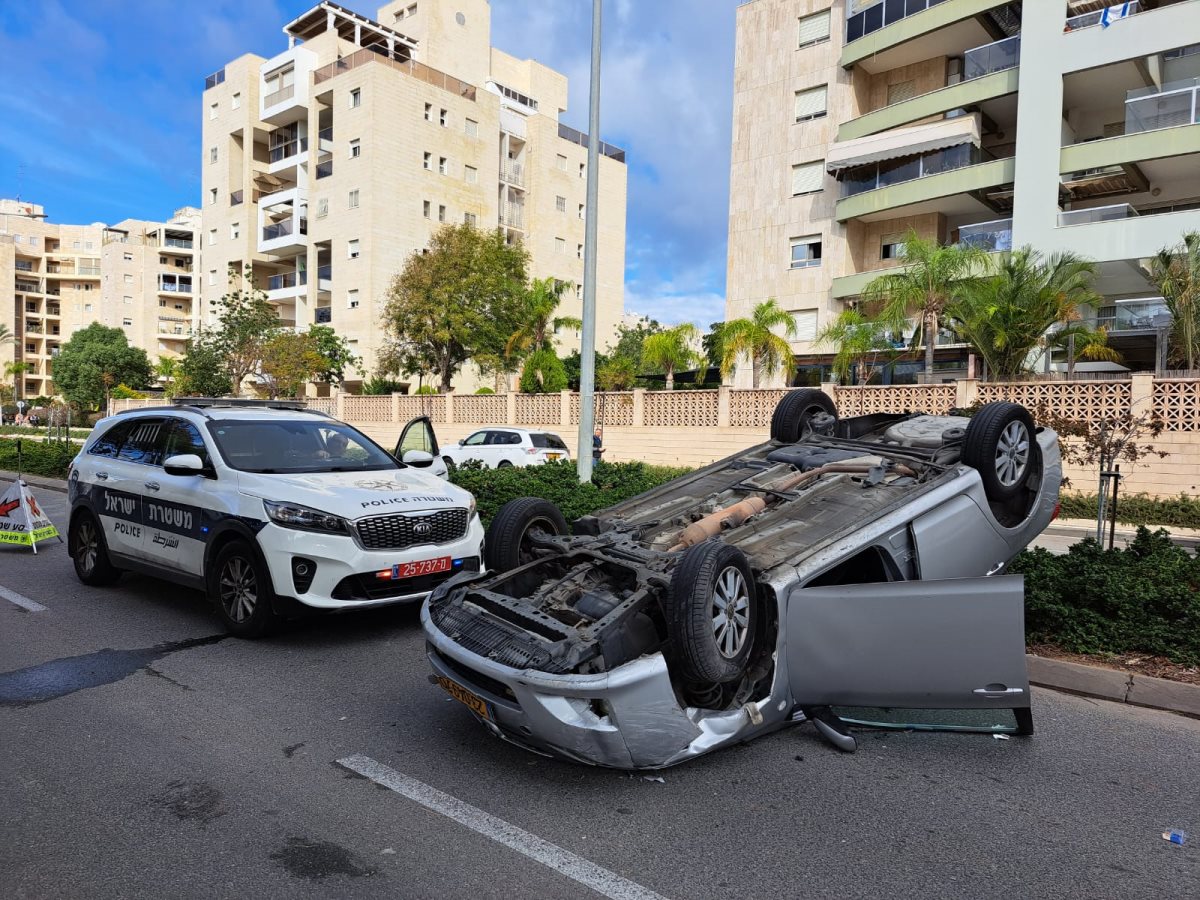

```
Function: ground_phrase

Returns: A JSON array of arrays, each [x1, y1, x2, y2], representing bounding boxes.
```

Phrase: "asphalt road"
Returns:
[[3, 489, 1199, 900]]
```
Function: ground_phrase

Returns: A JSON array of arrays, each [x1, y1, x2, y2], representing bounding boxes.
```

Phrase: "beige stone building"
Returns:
[[201, 0, 628, 393], [0, 199, 201, 398], [728, 0, 1200, 386]]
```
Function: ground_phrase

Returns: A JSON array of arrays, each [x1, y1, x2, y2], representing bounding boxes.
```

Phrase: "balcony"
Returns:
[[269, 136, 307, 164], [1058, 202, 1139, 227], [315, 161, 333, 179], [500, 161, 525, 188], [311, 46, 477, 101], [557, 123, 626, 163], [1065, 1, 1140, 31], [318, 127, 334, 153], [317, 264, 332, 291], [157, 316, 190, 337], [1090, 298, 1171, 334], [841, 0, 1009, 69], [204, 68, 225, 90], [47, 306, 60, 317], [78, 266, 100, 276], [231, 190, 244, 206], [1126, 78, 1200, 135], [958, 217, 1013, 251], [262, 218, 306, 242], [499, 204, 525, 230], [963, 34, 1019, 81], [164, 237, 193, 249], [15, 281, 39, 294], [158, 275, 194, 294], [267, 270, 307, 300], [315, 307, 332, 324], [840, 141, 993, 197], [25, 322, 42, 334], [836, 149, 1015, 223], [259, 215, 308, 256], [15, 260, 33, 272]]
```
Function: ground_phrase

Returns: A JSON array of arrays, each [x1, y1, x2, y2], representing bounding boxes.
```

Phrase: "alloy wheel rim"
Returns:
[[711, 566, 750, 659], [219, 556, 258, 623], [995, 420, 1030, 487], [76, 520, 98, 573]]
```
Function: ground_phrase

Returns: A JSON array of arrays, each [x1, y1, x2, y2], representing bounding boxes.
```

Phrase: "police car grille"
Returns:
[[356, 509, 469, 550]]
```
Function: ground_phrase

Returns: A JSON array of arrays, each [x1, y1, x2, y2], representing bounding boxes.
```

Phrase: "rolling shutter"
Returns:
[[793, 310, 819, 342], [887, 80, 917, 105], [797, 10, 831, 48], [791, 161, 824, 196], [794, 85, 828, 121]]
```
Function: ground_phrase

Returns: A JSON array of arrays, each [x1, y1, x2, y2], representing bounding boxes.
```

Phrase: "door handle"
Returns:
[[985, 561, 1005, 576], [96, 472, 109, 480], [973, 687, 1025, 698], [144, 481, 160, 491]]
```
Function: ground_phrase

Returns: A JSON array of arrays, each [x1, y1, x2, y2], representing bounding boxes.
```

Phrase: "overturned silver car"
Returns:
[[422, 393, 1061, 769]]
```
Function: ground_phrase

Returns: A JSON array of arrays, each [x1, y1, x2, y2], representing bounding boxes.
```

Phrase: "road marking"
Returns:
[[337, 754, 669, 900], [0, 585, 47, 612]]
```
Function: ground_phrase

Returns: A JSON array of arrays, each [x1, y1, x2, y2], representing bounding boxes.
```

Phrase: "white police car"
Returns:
[[67, 399, 484, 637]]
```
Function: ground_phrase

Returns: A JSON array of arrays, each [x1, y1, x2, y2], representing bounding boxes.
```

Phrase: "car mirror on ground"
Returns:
[[402, 450, 434, 467], [163, 454, 207, 477]]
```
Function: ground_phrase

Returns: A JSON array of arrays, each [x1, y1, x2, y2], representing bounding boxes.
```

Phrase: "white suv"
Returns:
[[443, 427, 571, 469], [67, 400, 484, 637]]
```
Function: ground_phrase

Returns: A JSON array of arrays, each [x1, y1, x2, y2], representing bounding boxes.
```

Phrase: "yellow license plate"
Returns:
[[547, 453, 561, 460], [436, 675, 491, 720]]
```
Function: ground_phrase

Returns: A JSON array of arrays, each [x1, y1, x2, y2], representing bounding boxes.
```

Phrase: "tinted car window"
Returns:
[[531, 433, 568, 450], [116, 418, 169, 466], [206, 419, 398, 474], [463, 431, 488, 446], [163, 419, 211, 466], [88, 420, 135, 458]]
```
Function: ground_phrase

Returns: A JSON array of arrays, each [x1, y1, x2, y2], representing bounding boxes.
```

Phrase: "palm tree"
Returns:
[[0, 324, 14, 350], [944, 248, 1103, 379], [505, 278, 583, 359], [642, 323, 703, 390], [1045, 322, 1121, 379], [864, 230, 988, 378], [815, 309, 899, 385], [4, 361, 30, 402], [1150, 231, 1200, 371], [720, 299, 798, 388]]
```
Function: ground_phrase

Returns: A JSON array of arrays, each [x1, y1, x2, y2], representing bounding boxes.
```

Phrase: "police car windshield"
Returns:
[[206, 420, 400, 474]]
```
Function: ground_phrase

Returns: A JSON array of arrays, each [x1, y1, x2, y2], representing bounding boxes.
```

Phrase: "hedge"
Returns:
[[1011, 528, 1200, 665], [448, 459, 690, 526], [0, 438, 80, 480], [1059, 492, 1200, 530]]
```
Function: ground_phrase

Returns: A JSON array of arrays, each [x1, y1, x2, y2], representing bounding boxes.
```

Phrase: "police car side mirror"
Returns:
[[402, 450, 434, 467], [164, 454, 207, 477]]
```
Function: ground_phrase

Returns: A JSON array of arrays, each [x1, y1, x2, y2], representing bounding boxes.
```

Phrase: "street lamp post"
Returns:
[[576, 0, 603, 483]]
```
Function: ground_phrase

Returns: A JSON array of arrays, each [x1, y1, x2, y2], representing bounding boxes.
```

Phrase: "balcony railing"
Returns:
[[263, 83, 295, 108], [500, 161, 525, 187], [164, 238, 193, 249], [958, 218, 1014, 251], [1058, 203, 1140, 227], [15, 260, 33, 272], [846, 0, 951, 45], [840, 142, 996, 197], [499, 205, 525, 229], [269, 137, 307, 163], [47, 306, 60, 316], [15, 281, 39, 294], [25, 322, 42, 334], [312, 46, 477, 101], [318, 127, 333, 143], [557, 123, 626, 163], [1065, 1, 1140, 31], [45, 288, 60, 297], [317, 264, 332, 283], [262, 218, 308, 241], [963, 35, 1020, 81], [205, 68, 225, 90], [268, 271, 307, 290], [315, 161, 333, 179], [315, 307, 332, 324], [78, 266, 100, 276], [231, 189, 244, 206], [1090, 298, 1170, 333], [1125, 77, 1200, 135], [158, 278, 193, 293]]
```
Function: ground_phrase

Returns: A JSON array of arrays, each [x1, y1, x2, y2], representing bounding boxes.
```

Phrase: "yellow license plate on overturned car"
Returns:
[[436, 675, 491, 720]]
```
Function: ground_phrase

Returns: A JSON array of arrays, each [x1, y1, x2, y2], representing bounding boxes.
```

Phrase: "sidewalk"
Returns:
[[0, 470, 69, 494], [1033, 517, 1200, 554]]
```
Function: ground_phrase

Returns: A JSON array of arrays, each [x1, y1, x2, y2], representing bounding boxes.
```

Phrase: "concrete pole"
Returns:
[[576, 0, 602, 483]]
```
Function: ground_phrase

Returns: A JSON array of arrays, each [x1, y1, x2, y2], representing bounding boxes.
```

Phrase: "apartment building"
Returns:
[[727, 0, 1200, 385], [201, 0, 628, 393], [0, 200, 201, 397]]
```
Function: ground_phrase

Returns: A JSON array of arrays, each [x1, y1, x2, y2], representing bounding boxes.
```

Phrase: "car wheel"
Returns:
[[442, 456, 456, 473], [770, 389, 836, 443], [209, 541, 279, 638], [962, 402, 1039, 503], [484, 497, 569, 572], [69, 510, 121, 586], [496, 460, 514, 469], [667, 541, 756, 684]]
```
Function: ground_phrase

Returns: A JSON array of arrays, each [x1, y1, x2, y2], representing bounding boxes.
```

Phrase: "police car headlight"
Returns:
[[263, 500, 349, 535], [468, 496, 477, 518]]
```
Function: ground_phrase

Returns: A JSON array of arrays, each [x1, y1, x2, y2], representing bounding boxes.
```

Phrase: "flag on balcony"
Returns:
[[1099, 2, 1133, 28]]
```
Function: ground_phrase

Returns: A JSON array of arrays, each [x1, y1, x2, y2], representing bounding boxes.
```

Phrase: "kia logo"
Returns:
[[413, 521, 433, 537]]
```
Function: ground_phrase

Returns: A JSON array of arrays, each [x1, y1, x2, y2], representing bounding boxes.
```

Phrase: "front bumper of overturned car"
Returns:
[[421, 602, 785, 769]]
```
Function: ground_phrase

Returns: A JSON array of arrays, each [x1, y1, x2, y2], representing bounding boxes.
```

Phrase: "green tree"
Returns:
[[864, 231, 988, 377], [308, 325, 360, 386], [1045, 322, 1121, 379], [703, 321, 728, 370], [178, 332, 232, 397], [642, 323, 703, 390], [596, 356, 636, 391], [381, 224, 530, 392], [4, 361, 30, 401], [816, 309, 899, 385], [259, 331, 324, 399], [212, 266, 282, 392], [1150, 231, 1200, 371], [153, 357, 180, 398], [519, 348, 568, 393], [605, 318, 663, 379], [506, 277, 582, 358], [945, 248, 1102, 379], [720, 299, 798, 388], [52, 323, 151, 411]]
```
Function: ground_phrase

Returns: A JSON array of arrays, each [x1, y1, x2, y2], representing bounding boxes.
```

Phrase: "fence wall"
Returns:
[[108, 376, 1200, 497]]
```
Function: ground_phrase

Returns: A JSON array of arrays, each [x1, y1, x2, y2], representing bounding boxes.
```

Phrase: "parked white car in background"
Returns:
[[442, 427, 571, 469]]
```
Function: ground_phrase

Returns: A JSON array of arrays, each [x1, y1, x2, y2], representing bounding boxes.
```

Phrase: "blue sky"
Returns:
[[0, 0, 739, 328]]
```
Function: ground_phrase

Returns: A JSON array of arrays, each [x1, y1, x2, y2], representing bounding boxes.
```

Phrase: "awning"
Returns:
[[826, 114, 981, 173]]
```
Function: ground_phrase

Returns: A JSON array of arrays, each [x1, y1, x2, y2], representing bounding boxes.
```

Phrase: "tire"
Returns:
[[209, 541, 279, 638], [484, 497, 568, 572], [770, 389, 836, 443], [69, 510, 121, 586], [496, 460, 514, 469], [666, 541, 756, 684], [442, 456, 457, 473], [962, 402, 1039, 503]]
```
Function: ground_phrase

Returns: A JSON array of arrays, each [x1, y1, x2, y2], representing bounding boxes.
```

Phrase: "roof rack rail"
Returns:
[[170, 398, 310, 411]]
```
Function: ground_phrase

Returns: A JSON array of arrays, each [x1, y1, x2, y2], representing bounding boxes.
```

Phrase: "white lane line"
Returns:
[[337, 754, 669, 900], [0, 585, 47, 612]]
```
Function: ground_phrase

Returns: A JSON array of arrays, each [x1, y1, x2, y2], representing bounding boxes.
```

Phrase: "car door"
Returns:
[[103, 416, 171, 559], [454, 430, 490, 466], [142, 417, 219, 575], [394, 415, 447, 479], [786, 574, 1031, 733], [910, 494, 1012, 580], [491, 430, 523, 467]]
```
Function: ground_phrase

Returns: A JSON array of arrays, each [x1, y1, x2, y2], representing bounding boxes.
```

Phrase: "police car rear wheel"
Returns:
[[211, 542, 279, 638], [69, 511, 121, 586]]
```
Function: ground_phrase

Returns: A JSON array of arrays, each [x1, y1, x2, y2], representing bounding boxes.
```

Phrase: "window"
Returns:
[[579, 162, 585, 179], [84, 303, 93, 311], [165, 421, 210, 467], [493, 82, 538, 111], [555, 237, 566, 254], [348, 239, 360, 259], [464, 165, 477, 185], [439, 109, 447, 126], [792, 310, 818, 342], [230, 222, 240, 240], [348, 289, 359, 309], [790, 235, 822, 269], [232, 92, 241, 110], [438, 204, 446, 223], [28, 236, 36, 246], [317, 197, 329, 218], [123, 295, 133, 305], [556, 153, 567, 171], [348, 189, 359, 209], [575, 284, 583, 300], [208, 188, 217, 205], [555, 195, 566, 213], [350, 87, 361, 108], [350, 138, 361, 158], [424, 102, 433, 121], [123, 274, 133, 284], [209, 102, 218, 120], [117, 418, 166, 466], [578, 203, 585, 219], [159, 255, 167, 264], [73, 240, 81, 249], [208, 269, 216, 285], [423, 200, 431, 218], [160, 299, 167, 308], [423, 152, 432, 170], [209, 146, 218, 164], [465, 118, 478, 137], [464, 212, 477, 226], [794, 85, 827, 122], [887, 80, 917, 106], [122, 317, 133, 327], [124, 253, 133, 262], [791, 161, 824, 196], [577, 243, 583, 260], [797, 10, 830, 48], [88, 420, 135, 458], [208, 228, 217, 246], [881, 235, 907, 260], [438, 156, 447, 175]]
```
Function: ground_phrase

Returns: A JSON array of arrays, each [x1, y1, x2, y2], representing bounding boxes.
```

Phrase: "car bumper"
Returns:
[[257, 515, 486, 610], [422, 604, 779, 769]]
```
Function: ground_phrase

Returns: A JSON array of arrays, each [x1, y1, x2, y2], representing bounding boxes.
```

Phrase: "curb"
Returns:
[[0, 470, 69, 495], [1028, 654, 1200, 719]]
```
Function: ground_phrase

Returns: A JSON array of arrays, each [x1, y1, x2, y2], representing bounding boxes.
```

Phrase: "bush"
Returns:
[[362, 377, 408, 396], [519, 349, 567, 394], [0, 438, 81, 480], [475, 387, 495, 395], [415, 385, 438, 395], [448, 458, 691, 526], [1010, 528, 1200, 665], [1059, 492, 1200, 529]]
